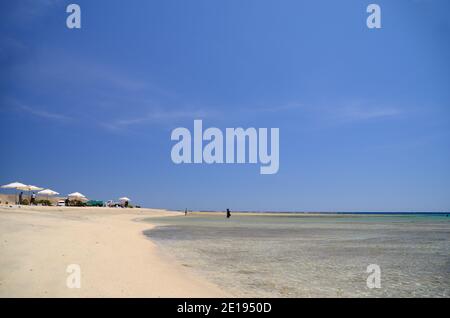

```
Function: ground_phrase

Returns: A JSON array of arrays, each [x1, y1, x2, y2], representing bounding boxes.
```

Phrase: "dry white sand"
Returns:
[[0, 205, 229, 297]]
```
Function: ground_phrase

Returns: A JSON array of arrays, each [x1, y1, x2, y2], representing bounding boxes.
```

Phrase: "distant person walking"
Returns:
[[185, 208, 188, 216], [19, 192, 23, 205], [226, 208, 231, 218], [31, 192, 36, 205]]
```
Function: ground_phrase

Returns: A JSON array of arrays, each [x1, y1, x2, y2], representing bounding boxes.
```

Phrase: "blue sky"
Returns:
[[1, 0, 449, 211]]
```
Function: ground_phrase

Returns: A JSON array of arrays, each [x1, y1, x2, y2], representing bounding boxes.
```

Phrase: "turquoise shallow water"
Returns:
[[144, 214, 450, 297]]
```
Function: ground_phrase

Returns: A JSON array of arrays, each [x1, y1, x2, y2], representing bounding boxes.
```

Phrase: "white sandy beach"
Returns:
[[0, 206, 229, 297]]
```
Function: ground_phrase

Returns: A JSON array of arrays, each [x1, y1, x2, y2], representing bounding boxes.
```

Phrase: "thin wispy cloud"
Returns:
[[3, 42, 404, 137], [4, 47, 185, 132], [15, 53, 159, 94], [102, 108, 219, 132], [253, 102, 304, 113], [241, 100, 402, 123], [334, 104, 402, 121], [8, 99, 70, 122]]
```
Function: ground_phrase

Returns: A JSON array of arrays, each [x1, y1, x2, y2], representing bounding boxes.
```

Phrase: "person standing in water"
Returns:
[[226, 208, 231, 218], [185, 208, 188, 216]]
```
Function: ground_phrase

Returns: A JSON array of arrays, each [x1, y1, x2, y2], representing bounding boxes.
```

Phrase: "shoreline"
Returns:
[[0, 206, 229, 297], [183, 211, 450, 217]]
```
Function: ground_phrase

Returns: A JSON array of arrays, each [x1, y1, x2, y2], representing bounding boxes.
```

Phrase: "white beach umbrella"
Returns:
[[119, 197, 130, 201], [17, 185, 44, 203], [17, 185, 43, 191], [38, 189, 59, 196], [68, 192, 87, 200], [37, 189, 60, 202], [67, 192, 88, 204], [1, 182, 27, 204], [1, 182, 27, 189]]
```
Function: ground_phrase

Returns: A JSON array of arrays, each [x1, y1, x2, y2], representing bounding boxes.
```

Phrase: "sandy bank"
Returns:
[[0, 206, 229, 297]]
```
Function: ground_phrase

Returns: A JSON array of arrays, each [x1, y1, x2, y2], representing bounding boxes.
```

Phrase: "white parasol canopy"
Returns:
[[16, 185, 44, 204], [1, 182, 27, 189], [68, 192, 86, 199], [17, 185, 43, 192], [119, 197, 130, 201], [38, 189, 59, 196], [1, 182, 29, 204]]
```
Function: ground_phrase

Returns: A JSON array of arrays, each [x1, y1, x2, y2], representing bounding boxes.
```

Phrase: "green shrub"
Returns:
[[21, 199, 29, 205], [36, 199, 52, 206], [70, 200, 86, 207]]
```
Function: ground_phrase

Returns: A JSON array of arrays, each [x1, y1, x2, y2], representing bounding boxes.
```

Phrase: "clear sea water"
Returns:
[[143, 213, 450, 297]]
